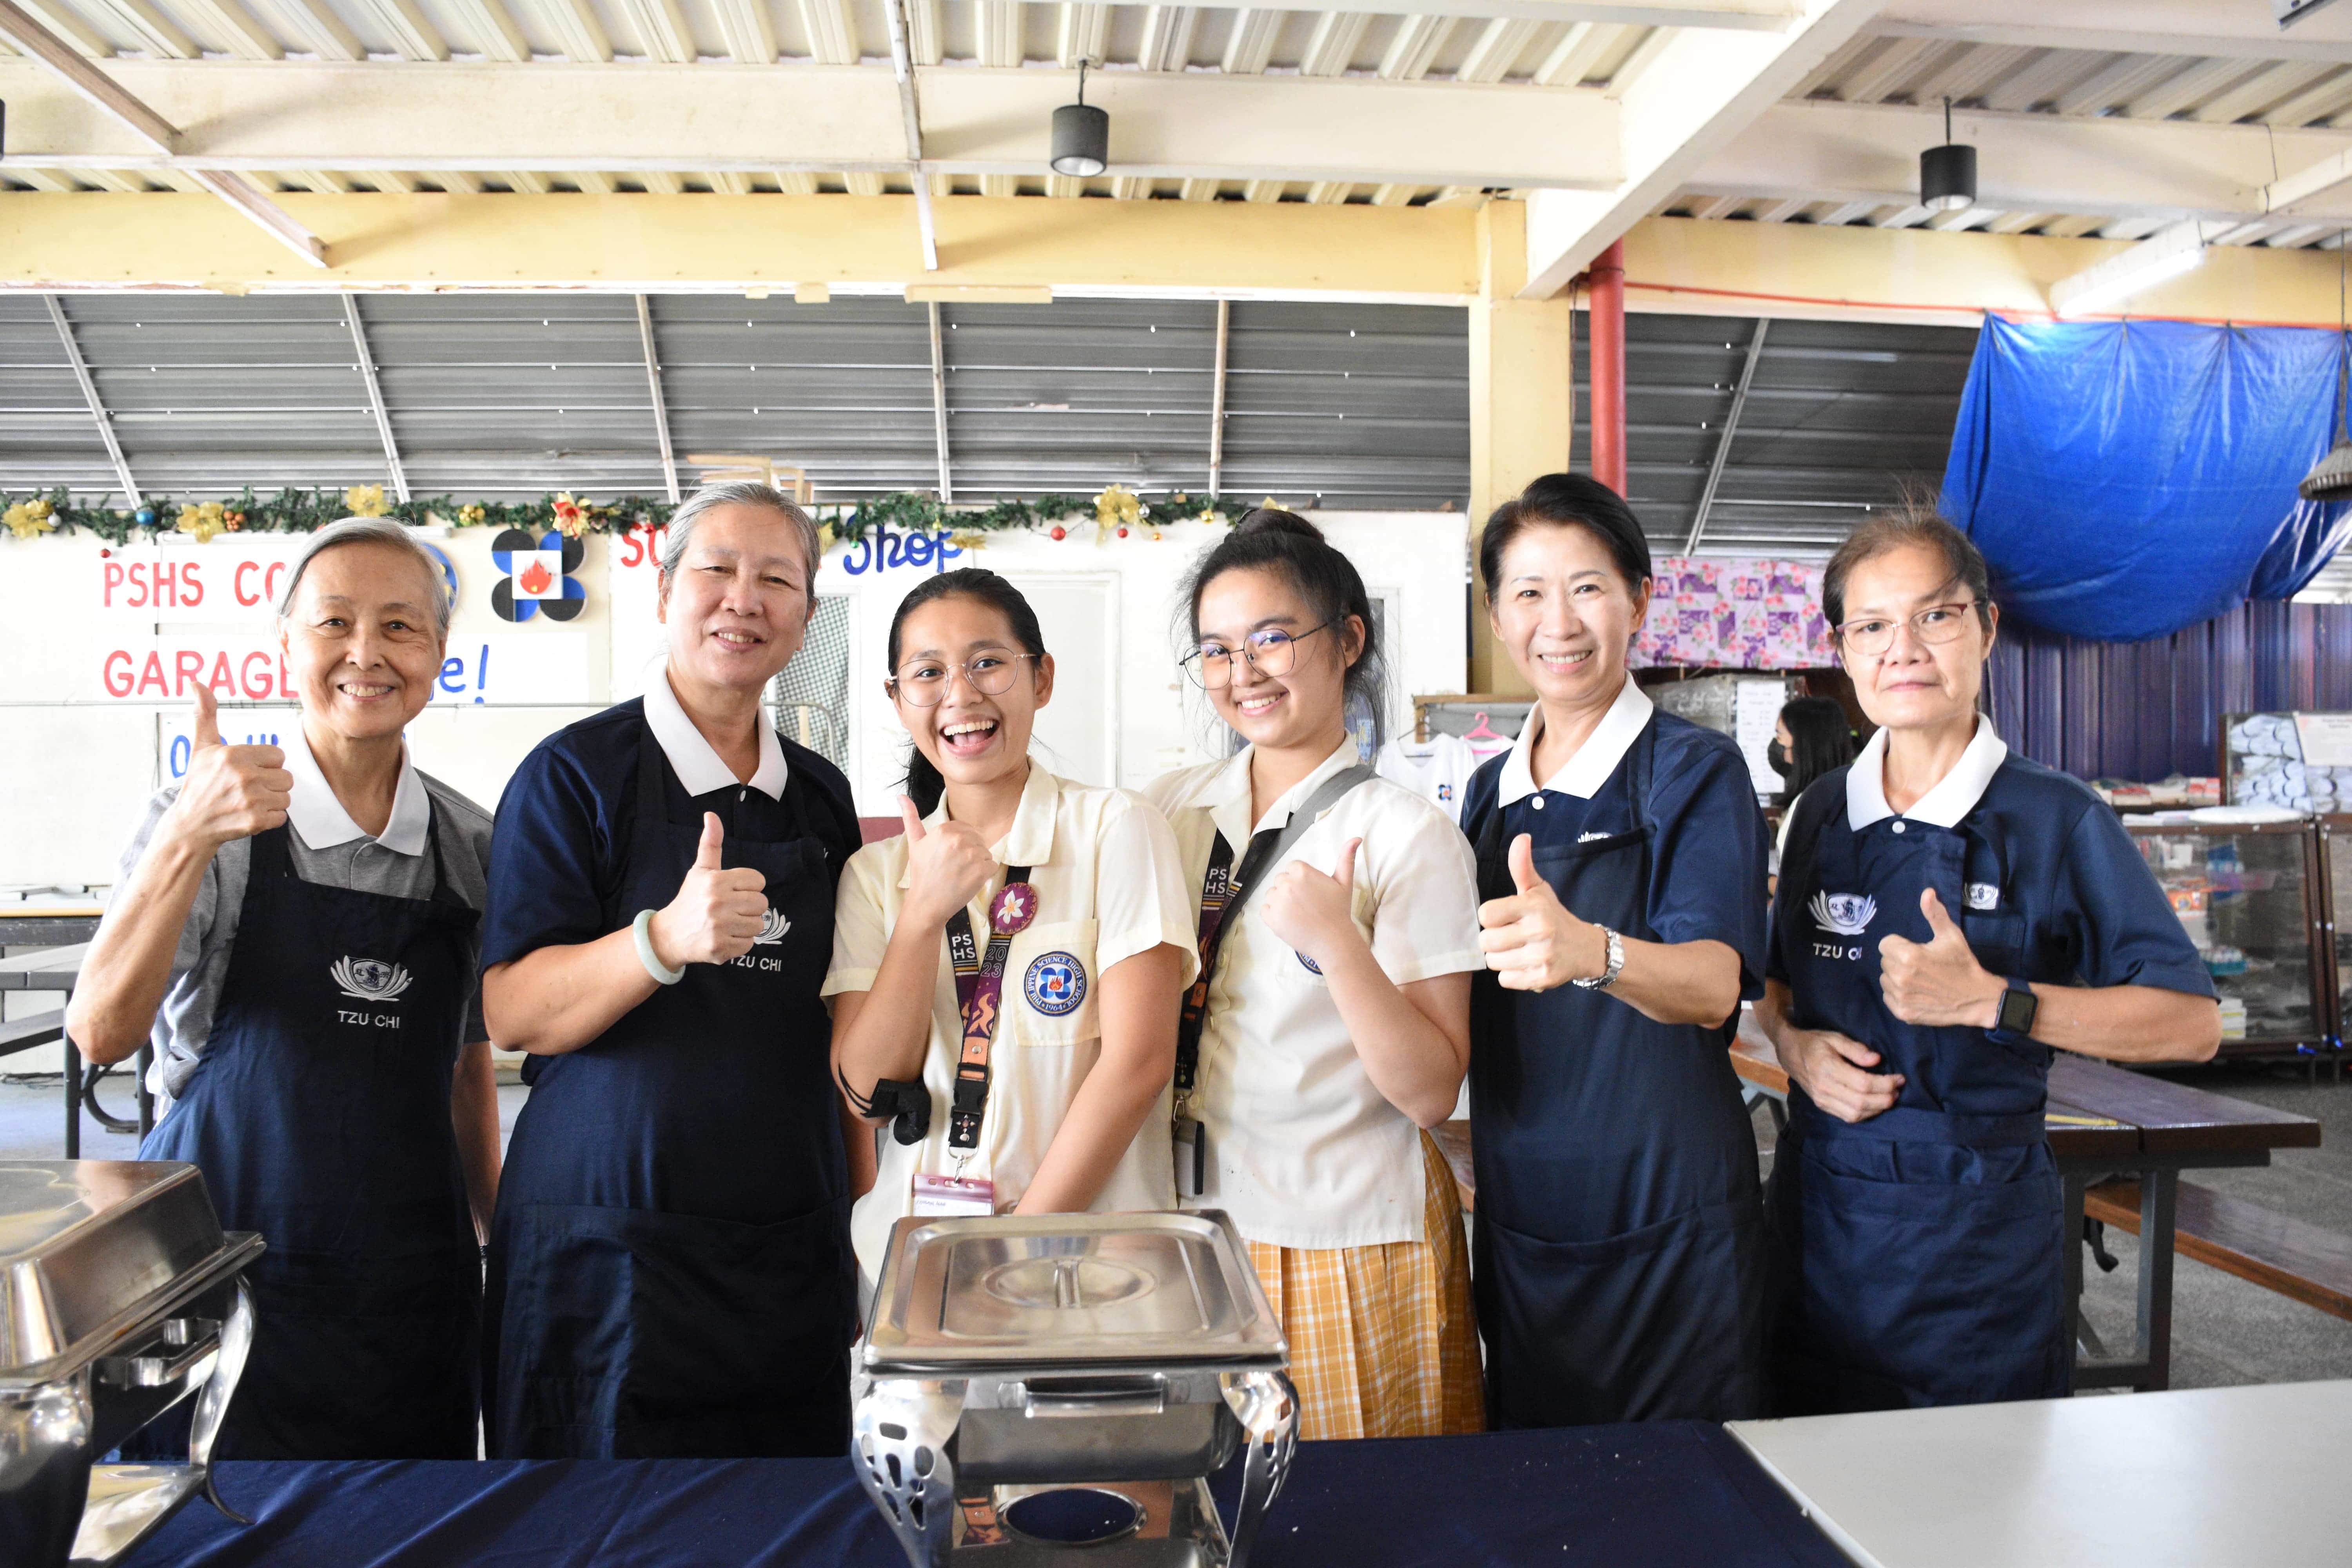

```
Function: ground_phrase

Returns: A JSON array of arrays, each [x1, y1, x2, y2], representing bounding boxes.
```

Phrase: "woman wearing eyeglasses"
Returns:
[[1459, 475, 1771, 1429], [1761, 512, 2218, 1414], [1143, 510, 1485, 1441], [828, 570, 1196, 1291]]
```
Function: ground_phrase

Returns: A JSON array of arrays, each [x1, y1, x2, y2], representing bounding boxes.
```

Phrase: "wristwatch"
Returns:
[[1991, 975, 2039, 1042], [1572, 926, 1626, 992]]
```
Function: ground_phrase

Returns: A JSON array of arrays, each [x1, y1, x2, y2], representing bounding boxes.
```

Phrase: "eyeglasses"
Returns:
[[1835, 601, 1984, 659], [1181, 621, 1332, 690], [888, 652, 1039, 708]]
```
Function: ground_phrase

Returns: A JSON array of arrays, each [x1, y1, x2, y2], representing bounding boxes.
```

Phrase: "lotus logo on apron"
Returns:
[[332, 956, 413, 1002], [1808, 892, 1877, 938], [753, 908, 793, 945]]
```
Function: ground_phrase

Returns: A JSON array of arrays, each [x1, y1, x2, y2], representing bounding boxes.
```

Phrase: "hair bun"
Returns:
[[1236, 506, 1324, 542]]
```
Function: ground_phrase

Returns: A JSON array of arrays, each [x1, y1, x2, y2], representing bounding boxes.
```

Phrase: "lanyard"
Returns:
[[944, 867, 1035, 1151], [1174, 764, 1378, 1101]]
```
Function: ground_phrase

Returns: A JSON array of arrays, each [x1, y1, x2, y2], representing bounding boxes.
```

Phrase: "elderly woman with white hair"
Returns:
[[70, 517, 501, 1460], [478, 481, 861, 1459]]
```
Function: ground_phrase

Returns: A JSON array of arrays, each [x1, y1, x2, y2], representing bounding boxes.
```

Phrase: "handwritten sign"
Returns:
[[840, 524, 965, 576], [94, 540, 308, 623], [95, 634, 592, 705]]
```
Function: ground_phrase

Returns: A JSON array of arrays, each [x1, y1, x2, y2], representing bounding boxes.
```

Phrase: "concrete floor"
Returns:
[[11, 1056, 2352, 1395]]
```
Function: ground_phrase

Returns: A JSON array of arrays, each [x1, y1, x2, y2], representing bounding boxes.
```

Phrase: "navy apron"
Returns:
[[139, 810, 481, 1459], [483, 726, 855, 1459], [1468, 719, 1766, 1427], [1766, 799, 2069, 1414]]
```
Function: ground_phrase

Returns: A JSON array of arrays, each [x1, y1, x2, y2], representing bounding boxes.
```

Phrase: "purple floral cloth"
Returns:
[[1631, 557, 1834, 671]]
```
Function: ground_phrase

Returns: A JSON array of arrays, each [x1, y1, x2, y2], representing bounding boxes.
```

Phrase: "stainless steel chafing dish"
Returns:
[[1, 1161, 262, 1568], [853, 1210, 1298, 1568]]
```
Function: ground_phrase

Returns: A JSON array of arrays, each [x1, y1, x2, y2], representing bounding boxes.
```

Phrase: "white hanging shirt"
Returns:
[[1144, 738, 1483, 1250], [1374, 732, 1477, 826], [824, 763, 1200, 1282]]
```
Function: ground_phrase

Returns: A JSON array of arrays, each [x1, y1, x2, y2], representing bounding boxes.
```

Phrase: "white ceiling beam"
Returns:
[[2263, 69, 2352, 128], [1833, 32, 1932, 104], [882, 0, 937, 269], [255, 0, 364, 59], [708, 169, 753, 193], [1058, 1, 1105, 67], [1866, 18, 2352, 68], [1299, 11, 1370, 76], [1534, 20, 1618, 84], [2048, 54, 2190, 120], [169, 0, 282, 60], [368, 168, 418, 191], [1378, 14, 1450, 78], [0, 58, 1625, 191], [1520, 0, 1884, 299], [502, 168, 549, 192], [525, 0, 611, 61], [0, 0, 326, 265], [1187, 0, 1799, 23], [439, 0, 531, 60], [905, 0, 942, 62], [1455, 16, 1542, 83], [2195, 61, 2335, 126], [1695, 98, 2352, 227], [975, 0, 1022, 66], [76, 0, 195, 59], [1602, 22, 1672, 91], [614, 0, 692, 63], [345, 0, 446, 60], [1136, 5, 1198, 71], [709, 0, 776, 63]]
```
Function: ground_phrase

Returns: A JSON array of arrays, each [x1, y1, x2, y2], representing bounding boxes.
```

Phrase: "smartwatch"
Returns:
[[1991, 975, 2039, 1042]]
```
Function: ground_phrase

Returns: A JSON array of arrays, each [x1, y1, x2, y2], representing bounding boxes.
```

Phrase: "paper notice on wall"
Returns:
[[2294, 712, 2352, 768], [1733, 678, 1787, 796], [96, 634, 591, 706], [93, 540, 309, 624]]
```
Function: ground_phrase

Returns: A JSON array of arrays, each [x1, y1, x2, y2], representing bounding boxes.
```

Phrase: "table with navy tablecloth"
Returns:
[[121, 1421, 1849, 1568]]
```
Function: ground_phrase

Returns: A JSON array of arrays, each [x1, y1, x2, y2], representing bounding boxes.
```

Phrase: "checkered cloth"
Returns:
[[1245, 1131, 1485, 1441]]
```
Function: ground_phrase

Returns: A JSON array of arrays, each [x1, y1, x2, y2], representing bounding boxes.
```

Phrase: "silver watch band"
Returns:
[[1572, 926, 1625, 991]]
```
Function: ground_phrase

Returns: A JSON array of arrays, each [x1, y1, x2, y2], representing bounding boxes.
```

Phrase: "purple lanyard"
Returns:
[[944, 869, 1035, 1151]]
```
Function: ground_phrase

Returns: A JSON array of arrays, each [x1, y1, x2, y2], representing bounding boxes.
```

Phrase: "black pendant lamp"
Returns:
[[1051, 60, 1109, 179], [2302, 234, 2352, 502], [1920, 98, 1975, 213]]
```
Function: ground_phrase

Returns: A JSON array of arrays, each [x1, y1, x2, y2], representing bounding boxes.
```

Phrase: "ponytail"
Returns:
[[885, 568, 1050, 817]]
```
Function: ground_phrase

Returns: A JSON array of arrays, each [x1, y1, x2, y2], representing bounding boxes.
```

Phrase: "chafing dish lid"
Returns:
[[0, 1161, 259, 1384], [864, 1210, 1286, 1370]]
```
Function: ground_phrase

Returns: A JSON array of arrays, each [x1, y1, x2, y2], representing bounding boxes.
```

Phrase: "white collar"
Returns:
[[1198, 736, 1363, 849], [1846, 714, 2009, 831], [1495, 679, 1655, 806], [644, 664, 788, 800], [283, 723, 429, 856]]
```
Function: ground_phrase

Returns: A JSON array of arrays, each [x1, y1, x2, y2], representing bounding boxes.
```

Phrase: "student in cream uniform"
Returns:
[[1144, 510, 1485, 1443], [828, 570, 1197, 1286]]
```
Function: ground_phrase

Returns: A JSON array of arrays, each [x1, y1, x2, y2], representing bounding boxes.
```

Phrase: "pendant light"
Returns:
[[1920, 99, 1975, 214], [2301, 232, 2352, 502], [1051, 60, 1109, 179]]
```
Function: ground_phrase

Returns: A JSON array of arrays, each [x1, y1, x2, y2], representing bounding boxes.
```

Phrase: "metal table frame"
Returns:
[[0, 943, 151, 1155]]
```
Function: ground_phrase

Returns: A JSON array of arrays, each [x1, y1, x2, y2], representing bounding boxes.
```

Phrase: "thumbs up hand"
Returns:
[[1877, 886, 2005, 1028], [1259, 837, 1365, 969], [1477, 834, 1607, 993], [650, 812, 771, 969], [161, 684, 293, 851], [898, 795, 1000, 930]]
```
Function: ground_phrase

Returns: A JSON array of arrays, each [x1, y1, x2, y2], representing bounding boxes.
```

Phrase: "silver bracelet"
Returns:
[[1571, 926, 1625, 991], [633, 908, 684, 985]]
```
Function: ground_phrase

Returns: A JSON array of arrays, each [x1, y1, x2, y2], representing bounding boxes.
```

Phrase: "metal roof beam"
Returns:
[[341, 293, 408, 503], [636, 294, 681, 504], [886, 0, 940, 270], [1209, 297, 1230, 498], [1685, 316, 1766, 554], [44, 293, 138, 508], [928, 301, 954, 505]]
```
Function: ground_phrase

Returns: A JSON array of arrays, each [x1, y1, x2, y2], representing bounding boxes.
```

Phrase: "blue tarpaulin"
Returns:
[[1940, 318, 2352, 642]]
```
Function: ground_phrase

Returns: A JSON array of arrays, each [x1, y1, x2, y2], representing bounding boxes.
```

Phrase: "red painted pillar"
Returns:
[[1588, 240, 1628, 497]]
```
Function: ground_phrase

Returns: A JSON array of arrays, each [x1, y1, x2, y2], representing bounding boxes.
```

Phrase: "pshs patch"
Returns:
[[1024, 952, 1088, 1016]]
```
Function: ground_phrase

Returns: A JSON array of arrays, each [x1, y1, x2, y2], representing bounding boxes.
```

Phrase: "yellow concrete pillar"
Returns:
[[1466, 199, 1575, 697]]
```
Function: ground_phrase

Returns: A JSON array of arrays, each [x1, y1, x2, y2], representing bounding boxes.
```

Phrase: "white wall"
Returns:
[[2, 512, 1469, 888]]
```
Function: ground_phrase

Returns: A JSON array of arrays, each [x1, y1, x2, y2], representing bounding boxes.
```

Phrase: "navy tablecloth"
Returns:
[[123, 1422, 1845, 1568]]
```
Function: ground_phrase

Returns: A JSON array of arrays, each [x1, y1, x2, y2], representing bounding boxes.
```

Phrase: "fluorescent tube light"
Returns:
[[2050, 221, 2214, 319]]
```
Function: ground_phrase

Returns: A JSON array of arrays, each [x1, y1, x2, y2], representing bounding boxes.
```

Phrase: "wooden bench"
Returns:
[[2084, 1178, 2352, 1323], [0, 1007, 65, 1060]]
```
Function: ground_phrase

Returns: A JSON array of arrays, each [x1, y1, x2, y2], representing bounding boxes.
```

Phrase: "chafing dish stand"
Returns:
[[2, 1161, 263, 1568], [855, 1210, 1298, 1568]]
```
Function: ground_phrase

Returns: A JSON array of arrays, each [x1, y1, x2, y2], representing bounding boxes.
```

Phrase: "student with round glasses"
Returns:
[[827, 569, 1196, 1296], [1146, 509, 1485, 1442], [1761, 510, 2220, 1414]]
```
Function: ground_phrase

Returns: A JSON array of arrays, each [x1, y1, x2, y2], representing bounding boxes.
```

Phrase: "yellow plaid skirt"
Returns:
[[1244, 1131, 1484, 1441]]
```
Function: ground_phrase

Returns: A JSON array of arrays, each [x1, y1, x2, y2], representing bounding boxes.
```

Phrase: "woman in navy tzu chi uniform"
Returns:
[[1760, 510, 2219, 1414]]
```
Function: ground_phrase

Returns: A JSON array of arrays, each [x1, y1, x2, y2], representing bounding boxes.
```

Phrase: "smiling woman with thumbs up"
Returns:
[[69, 517, 501, 1461], [1459, 475, 1771, 1432], [476, 482, 863, 1459], [1759, 511, 2219, 1417]]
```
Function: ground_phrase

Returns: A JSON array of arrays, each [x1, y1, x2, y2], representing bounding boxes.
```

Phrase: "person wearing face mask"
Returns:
[[828, 570, 1196, 1292], [1761, 512, 2220, 1414], [1145, 510, 1485, 1441], [1459, 474, 1770, 1429], [69, 518, 501, 1459], [1768, 697, 1859, 888], [478, 482, 863, 1458]]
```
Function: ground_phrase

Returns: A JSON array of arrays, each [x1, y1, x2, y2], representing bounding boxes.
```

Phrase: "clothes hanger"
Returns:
[[1461, 710, 1500, 742]]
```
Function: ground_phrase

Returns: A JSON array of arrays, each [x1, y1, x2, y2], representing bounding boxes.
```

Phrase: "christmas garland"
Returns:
[[2, 482, 1242, 546]]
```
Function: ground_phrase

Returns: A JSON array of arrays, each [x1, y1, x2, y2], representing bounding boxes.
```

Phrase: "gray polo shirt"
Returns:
[[102, 738, 494, 1099]]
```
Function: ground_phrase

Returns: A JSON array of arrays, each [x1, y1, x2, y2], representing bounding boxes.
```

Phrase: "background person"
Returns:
[[1460, 473, 1771, 1428], [479, 481, 861, 1458], [1145, 510, 1485, 1442], [828, 570, 1195, 1290], [1769, 695, 1860, 890], [70, 517, 500, 1459], [1760, 510, 2220, 1414]]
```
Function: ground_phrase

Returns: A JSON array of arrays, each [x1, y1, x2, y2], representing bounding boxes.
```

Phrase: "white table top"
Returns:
[[1728, 1380, 2352, 1568]]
